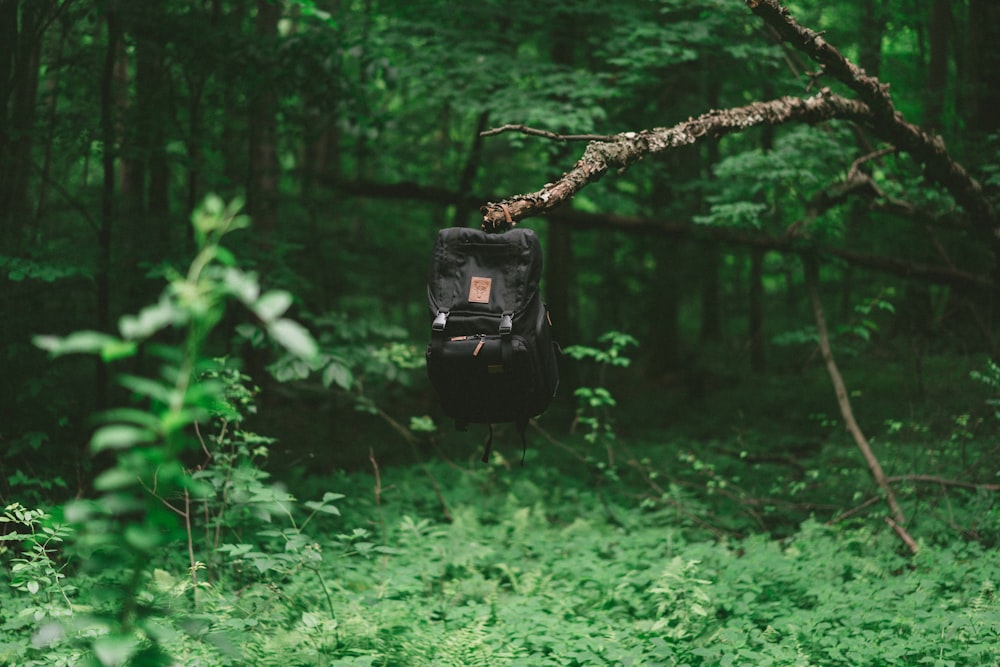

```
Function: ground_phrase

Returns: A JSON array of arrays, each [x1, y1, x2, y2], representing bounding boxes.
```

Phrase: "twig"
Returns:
[[804, 253, 919, 555], [481, 124, 617, 142], [828, 494, 881, 524], [886, 474, 1000, 492], [885, 517, 919, 554], [369, 448, 387, 550]]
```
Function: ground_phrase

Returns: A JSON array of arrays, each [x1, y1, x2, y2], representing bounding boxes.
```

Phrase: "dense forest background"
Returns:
[[1, 0, 999, 665], [4, 0, 999, 480]]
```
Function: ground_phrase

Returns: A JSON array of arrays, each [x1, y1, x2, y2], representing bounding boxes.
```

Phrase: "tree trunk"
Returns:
[[964, 0, 1000, 159], [925, 0, 950, 131], [0, 1, 47, 248], [858, 0, 885, 78], [247, 0, 280, 234], [749, 248, 766, 373], [98, 9, 122, 412], [450, 111, 489, 227], [35, 17, 66, 223]]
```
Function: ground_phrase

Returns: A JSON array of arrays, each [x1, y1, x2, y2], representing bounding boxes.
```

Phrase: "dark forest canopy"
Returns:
[[2, 0, 1000, 452]]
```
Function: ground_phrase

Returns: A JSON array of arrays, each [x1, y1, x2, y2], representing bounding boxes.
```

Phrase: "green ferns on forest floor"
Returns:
[[4, 462, 998, 666]]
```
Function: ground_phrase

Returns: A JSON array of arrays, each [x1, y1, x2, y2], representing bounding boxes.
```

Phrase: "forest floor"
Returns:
[[244, 352, 1000, 666], [3, 352, 998, 666]]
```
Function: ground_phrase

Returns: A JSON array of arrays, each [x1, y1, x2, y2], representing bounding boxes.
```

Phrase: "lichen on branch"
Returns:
[[481, 90, 870, 230]]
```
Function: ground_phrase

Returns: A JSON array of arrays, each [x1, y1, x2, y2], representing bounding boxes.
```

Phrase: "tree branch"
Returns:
[[804, 253, 917, 553], [480, 90, 871, 229], [745, 0, 997, 239], [481, 124, 617, 142], [323, 172, 992, 291], [548, 210, 994, 291]]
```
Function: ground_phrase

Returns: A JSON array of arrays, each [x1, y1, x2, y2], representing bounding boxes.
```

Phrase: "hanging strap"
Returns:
[[485, 202, 515, 234], [480, 421, 528, 465], [516, 418, 528, 465]]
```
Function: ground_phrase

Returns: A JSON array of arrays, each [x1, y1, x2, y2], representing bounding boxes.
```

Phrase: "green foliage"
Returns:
[[17, 197, 330, 665], [563, 332, 638, 462]]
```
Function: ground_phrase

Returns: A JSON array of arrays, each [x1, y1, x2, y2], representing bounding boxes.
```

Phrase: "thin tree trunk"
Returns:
[[0, 1, 46, 247], [925, 0, 949, 131], [858, 0, 885, 78], [247, 0, 280, 234], [749, 248, 766, 372], [35, 17, 65, 223], [97, 9, 122, 412], [450, 111, 489, 227], [803, 254, 916, 552]]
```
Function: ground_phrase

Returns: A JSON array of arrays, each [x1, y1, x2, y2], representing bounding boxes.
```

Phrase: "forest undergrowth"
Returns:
[[2, 201, 999, 666], [4, 372, 998, 666]]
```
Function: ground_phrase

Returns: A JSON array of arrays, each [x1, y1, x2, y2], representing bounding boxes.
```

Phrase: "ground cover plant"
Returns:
[[2, 214, 998, 663]]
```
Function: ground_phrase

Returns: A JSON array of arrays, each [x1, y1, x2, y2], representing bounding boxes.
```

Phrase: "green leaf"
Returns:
[[93, 468, 140, 491], [101, 339, 138, 361], [34, 331, 124, 357], [93, 634, 140, 667], [268, 318, 318, 360], [322, 360, 354, 390], [124, 524, 164, 551], [95, 408, 163, 431], [223, 267, 261, 305], [254, 290, 293, 323], [117, 374, 172, 403], [119, 295, 187, 340], [90, 425, 157, 453], [304, 500, 341, 515]]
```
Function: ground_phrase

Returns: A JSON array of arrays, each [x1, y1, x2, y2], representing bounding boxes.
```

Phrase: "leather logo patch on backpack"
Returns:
[[468, 276, 492, 304]]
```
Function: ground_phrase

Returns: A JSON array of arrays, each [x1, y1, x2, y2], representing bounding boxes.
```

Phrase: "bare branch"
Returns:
[[481, 90, 870, 229], [481, 124, 617, 142], [804, 253, 916, 553], [886, 474, 1000, 492]]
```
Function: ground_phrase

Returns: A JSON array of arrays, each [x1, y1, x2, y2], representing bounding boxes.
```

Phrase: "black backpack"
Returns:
[[425, 226, 560, 462]]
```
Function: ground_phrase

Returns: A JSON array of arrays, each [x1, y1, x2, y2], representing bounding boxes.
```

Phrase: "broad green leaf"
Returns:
[[268, 318, 318, 360], [95, 408, 163, 431], [124, 524, 164, 551], [93, 468, 140, 492], [304, 500, 341, 515], [93, 634, 140, 667], [117, 374, 172, 403], [222, 267, 261, 305], [254, 290, 293, 323], [34, 331, 123, 357], [90, 425, 156, 452], [119, 296, 187, 340], [101, 339, 138, 361]]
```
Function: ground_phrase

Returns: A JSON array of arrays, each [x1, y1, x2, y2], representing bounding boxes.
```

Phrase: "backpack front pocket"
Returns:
[[427, 334, 539, 423]]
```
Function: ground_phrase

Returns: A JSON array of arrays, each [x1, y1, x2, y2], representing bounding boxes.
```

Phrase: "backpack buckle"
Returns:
[[432, 311, 448, 331], [499, 312, 513, 335]]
